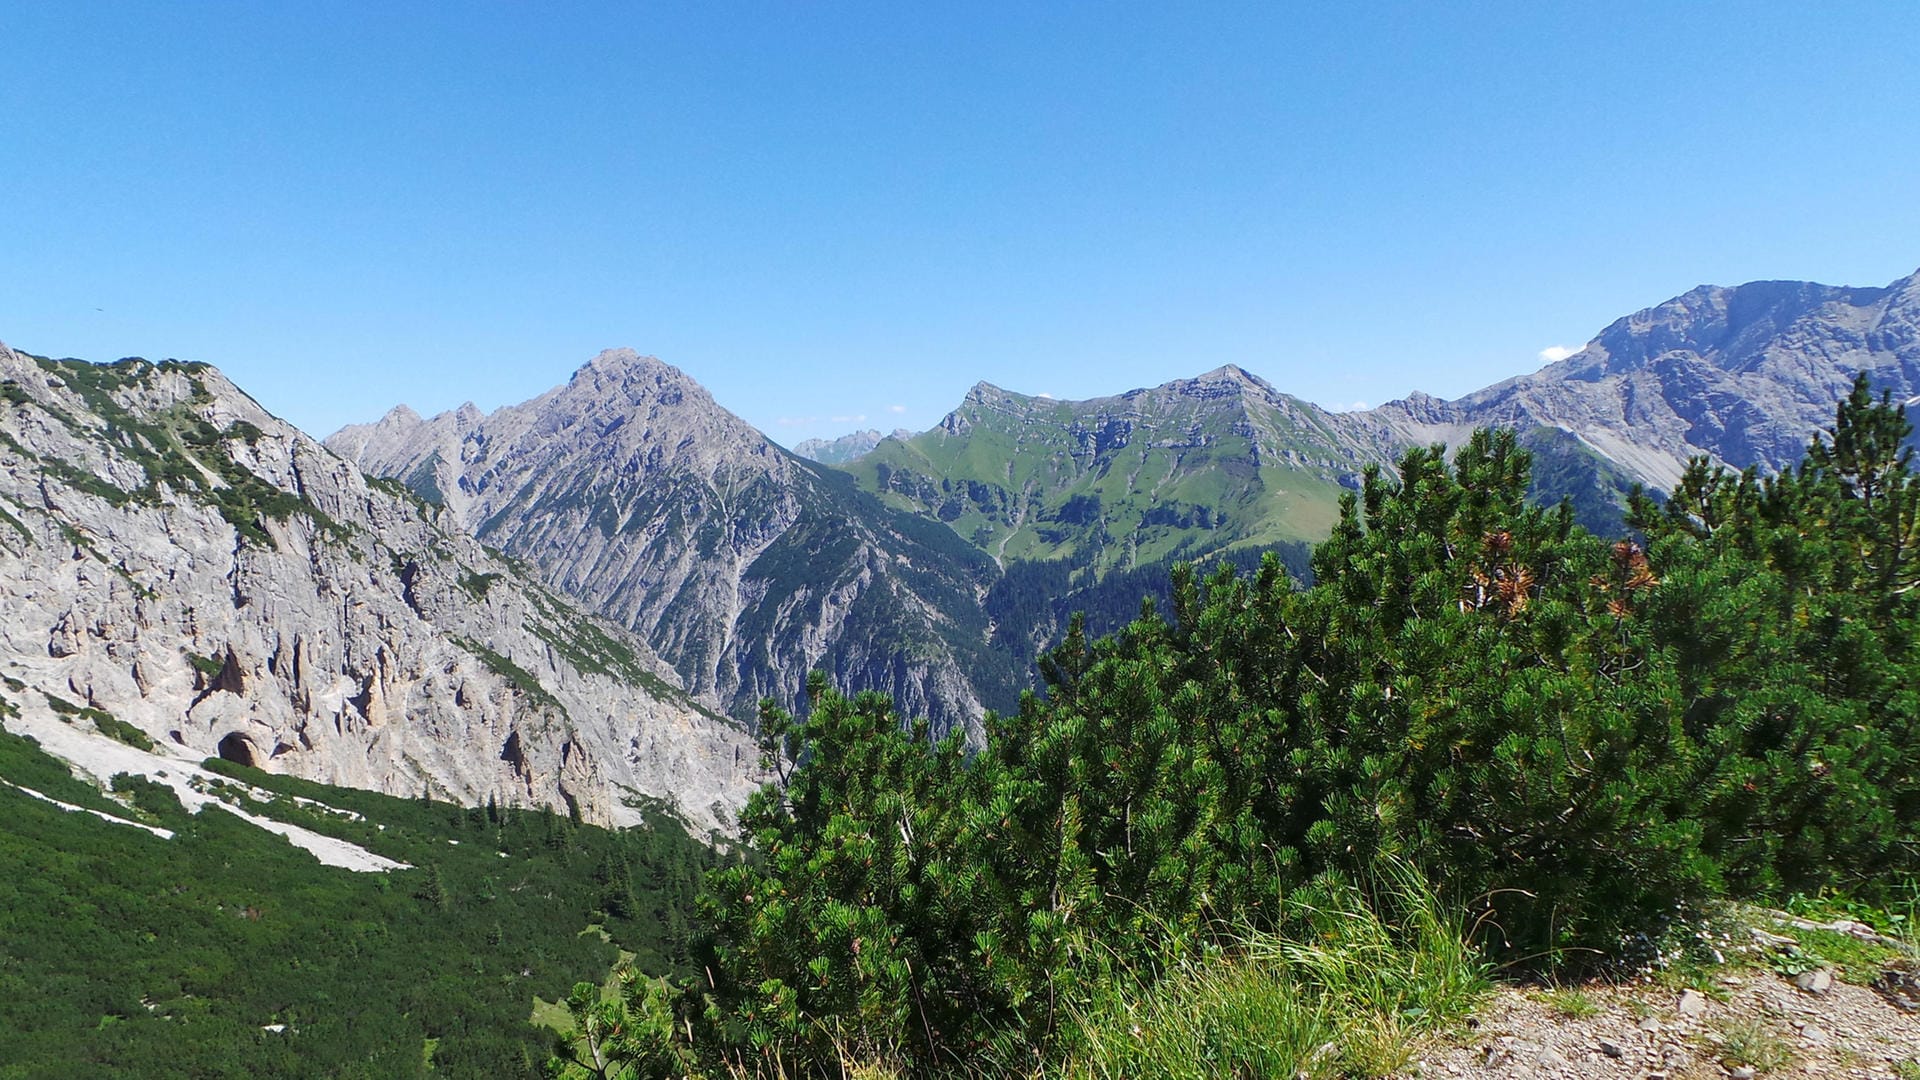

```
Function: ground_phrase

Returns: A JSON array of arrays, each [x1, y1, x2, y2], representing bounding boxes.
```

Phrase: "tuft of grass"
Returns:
[[1053, 859, 1489, 1080], [1894, 1059, 1920, 1080], [1711, 1016, 1794, 1075], [1538, 986, 1603, 1020]]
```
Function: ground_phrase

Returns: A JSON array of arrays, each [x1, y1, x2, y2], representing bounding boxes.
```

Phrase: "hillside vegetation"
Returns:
[[0, 721, 720, 1079], [553, 377, 1920, 1079]]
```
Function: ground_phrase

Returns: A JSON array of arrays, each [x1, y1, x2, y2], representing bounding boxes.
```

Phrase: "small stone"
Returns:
[[1872, 961, 1920, 1011], [1728, 1068, 1755, 1080], [1535, 1046, 1568, 1068], [1638, 1016, 1662, 1034], [1598, 1039, 1626, 1059], [1791, 968, 1833, 995], [1676, 989, 1707, 1018], [1799, 1023, 1827, 1044]]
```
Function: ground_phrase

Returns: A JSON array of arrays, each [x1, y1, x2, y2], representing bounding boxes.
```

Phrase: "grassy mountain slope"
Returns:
[[844, 368, 1383, 576]]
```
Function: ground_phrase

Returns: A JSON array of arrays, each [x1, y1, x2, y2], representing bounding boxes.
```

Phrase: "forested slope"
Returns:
[[0, 713, 718, 1079]]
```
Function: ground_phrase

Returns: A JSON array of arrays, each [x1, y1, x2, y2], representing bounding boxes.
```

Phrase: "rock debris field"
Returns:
[[1420, 951, 1920, 1079]]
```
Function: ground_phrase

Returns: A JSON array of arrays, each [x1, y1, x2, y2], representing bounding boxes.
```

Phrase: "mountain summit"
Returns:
[[329, 353, 1020, 735]]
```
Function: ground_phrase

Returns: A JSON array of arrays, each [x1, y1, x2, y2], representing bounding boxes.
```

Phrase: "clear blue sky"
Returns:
[[4, 3, 1918, 445]]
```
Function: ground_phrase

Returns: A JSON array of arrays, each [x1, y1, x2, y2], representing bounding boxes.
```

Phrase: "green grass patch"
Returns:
[[457, 569, 503, 601], [1537, 986, 1603, 1020], [451, 636, 566, 716], [1709, 1015, 1795, 1075], [185, 651, 226, 679], [92, 713, 155, 752], [1043, 863, 1488, 1080]]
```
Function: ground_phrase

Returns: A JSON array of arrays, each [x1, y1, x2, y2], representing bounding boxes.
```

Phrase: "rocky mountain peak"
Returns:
[[377, 403, 424, 427], [334, 350, 1008, 735], [1195, 363, 1260, 384], [575, 345, 661, 375], [1366, 266, 1920, 495], [1168, 364, 1275, 401], [791, 429, 906, 465], [962, 380, 1014, 405], [561, 349, 706, 406]]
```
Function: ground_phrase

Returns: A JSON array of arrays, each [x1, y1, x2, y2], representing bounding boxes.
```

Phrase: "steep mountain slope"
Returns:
[[844, 366, 1390, 575], [0, 343, 755, 830], [792, 428, 910, 465], [328, 351, 1021, 734], [1367, 268, 1920, 492]]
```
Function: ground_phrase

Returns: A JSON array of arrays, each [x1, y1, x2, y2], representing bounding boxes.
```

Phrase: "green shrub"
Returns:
[[93, 713, 154, 752]]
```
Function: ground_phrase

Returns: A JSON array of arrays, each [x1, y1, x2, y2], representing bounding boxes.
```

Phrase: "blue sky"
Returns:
[[3, 3, 1917, 445]]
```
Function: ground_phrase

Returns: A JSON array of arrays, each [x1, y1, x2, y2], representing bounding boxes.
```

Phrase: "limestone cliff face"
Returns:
[[0, 343, 756, 831], [329, 350, 1014, 736]]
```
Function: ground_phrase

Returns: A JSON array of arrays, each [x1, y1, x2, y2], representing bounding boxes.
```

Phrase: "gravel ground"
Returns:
[[1416, 966, 1920, 1079]]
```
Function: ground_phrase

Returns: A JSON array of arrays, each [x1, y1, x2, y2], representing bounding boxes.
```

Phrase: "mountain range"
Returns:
[[792, 428, 913, 465], [6, 266, 1917, 824]]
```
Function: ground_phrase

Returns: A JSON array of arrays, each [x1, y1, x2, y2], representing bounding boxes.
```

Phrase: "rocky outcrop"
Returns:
[[329, 351, 1015, 736], [0, 343, 756, 831]]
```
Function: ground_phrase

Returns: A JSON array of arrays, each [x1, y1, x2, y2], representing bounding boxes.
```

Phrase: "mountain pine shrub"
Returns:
[[682, 387, 1920, 1075]]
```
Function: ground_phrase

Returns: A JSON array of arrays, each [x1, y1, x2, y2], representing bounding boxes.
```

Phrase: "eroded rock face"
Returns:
[[0, 343, 756, 832], [330, 350, 1013, 737], [1364, 268, 1920, 493]]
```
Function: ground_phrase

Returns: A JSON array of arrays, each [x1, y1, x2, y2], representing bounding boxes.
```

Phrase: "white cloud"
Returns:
[[1537, 345, 1579, 363], [829, 414, 867, 424], [886, 404, 907, 414], [1035, 392, 1054, 399], [1325, 400, 1370, 413], [774, 416, 817, 427]]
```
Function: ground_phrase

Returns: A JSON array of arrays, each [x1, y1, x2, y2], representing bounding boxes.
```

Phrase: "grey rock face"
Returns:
[[330, 350, 1012, 736], [1365, 268, 1920, 492], [0, 343, 756, 831]]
